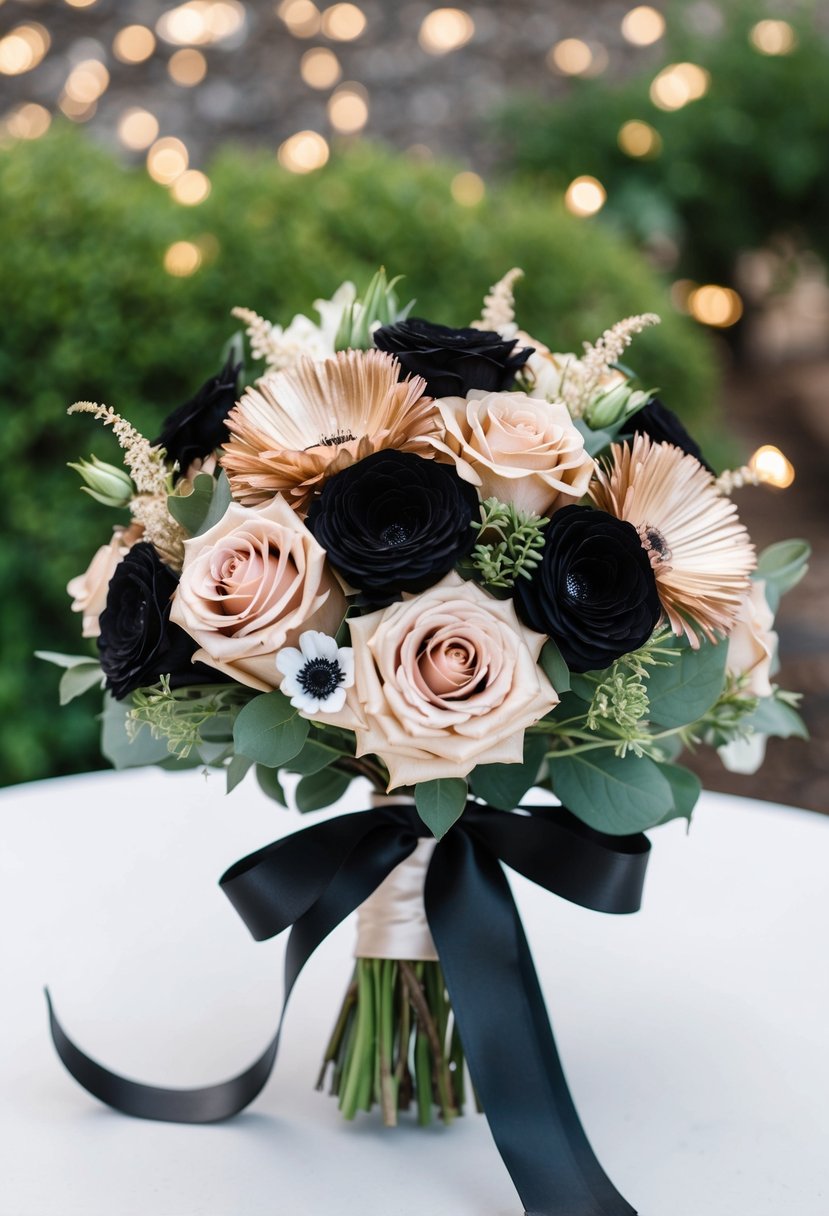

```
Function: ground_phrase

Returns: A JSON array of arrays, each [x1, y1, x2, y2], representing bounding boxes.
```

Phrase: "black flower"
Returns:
[[373, 317, 532, 399], [98, 543, 203, 699], [628, 397, 713, 472], [305, 450, 479, 601], [513, 505, 662, 673], [155, 354, 241, 475]]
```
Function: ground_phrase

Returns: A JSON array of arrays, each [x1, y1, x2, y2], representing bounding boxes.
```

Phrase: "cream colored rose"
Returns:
[[726, 579, 778, 698], [170, 495, 345, 692], [330, 573, 558, 789], [428, 389, 594, 517], [67, 523, 143, 638]]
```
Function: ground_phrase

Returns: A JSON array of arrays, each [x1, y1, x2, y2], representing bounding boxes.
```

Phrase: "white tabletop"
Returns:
[[1, 769, 827, 1216]]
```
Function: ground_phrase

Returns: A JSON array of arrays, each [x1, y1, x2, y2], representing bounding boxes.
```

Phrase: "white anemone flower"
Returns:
[[276, 630, 354, 714]]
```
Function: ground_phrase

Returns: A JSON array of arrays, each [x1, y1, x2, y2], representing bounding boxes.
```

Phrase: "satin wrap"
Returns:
[[46, 801, 650, 1216]]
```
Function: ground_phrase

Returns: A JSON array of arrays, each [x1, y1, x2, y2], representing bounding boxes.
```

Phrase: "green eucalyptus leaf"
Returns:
[[100, 694, 173, 769], [551, 749, 673, 834], [540, 639, 571, 694], [196, 471, 233, 535], [226, 753, 254, 793], [742, 695, 808, 740], [655, 762, 702, 826], [755, 540, 811, 612], [646, 636, 728, 729], [58, 662, 103, 705], [256, 764, 287, 806], [295, 766, 351, 813], [233, 691, 309, 767], [35, 651, 96, 670], [167, 473, 216, 536], [286, 738, 343, 776], [469, 735, 548, 811], [414, 778, 468, 840]]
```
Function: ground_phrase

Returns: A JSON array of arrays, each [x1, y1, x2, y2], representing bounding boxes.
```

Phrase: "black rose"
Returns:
[[513, 505, 661, 673], [305, 450, 479, 601], [98, 543, 203, 699], [629, 397, 713, 472], [373, 317, 532, 398], [155, 354, 241, 475]]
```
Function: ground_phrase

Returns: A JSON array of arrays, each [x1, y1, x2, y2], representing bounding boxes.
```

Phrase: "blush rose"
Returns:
[[67, 523, 144, 638], [726, 579, 778, 699]]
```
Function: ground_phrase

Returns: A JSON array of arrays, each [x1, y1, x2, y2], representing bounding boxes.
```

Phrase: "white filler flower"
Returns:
[[276, 630, 354, 714]]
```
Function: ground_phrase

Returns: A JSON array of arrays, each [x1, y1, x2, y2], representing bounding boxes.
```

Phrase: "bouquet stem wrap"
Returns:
[[46, 802, 650, 1216]]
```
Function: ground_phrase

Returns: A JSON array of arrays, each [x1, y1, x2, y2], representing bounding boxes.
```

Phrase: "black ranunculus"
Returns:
[[305, 450, 479, 601], [98, 543, 202, 700], [629, 396, 713, 472], [373, 317, 532, 399], [155, 354, 241, 475], [513, 505, 661, 673]]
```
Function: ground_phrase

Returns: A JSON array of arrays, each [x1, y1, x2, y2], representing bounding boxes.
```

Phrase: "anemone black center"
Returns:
[[298, 657, 344, 698], [380, 522, 411, 546]]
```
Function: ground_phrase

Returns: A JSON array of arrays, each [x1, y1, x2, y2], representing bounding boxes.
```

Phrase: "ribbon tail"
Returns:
[[426, 832, 636, 1216]]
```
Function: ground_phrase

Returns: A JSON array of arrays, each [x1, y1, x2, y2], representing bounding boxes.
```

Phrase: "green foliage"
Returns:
[[755, 539, 811, 612], [645, 636, 728, 728], [467, 498, 548, 590], [468, 735, 548, 811], [550, 749, 675, 834], [414, 778, 468, 839], [1, 125, 713, 785], [495, 0, 829, 290], [232, 691, 309, 767]]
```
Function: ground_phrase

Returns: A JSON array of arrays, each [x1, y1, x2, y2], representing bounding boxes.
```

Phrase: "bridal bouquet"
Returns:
[[43, 268, 808, 1216]]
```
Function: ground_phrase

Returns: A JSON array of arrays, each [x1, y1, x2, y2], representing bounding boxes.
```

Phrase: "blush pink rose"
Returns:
[[726, 579, 778, 699], [327, 573, 559, 789], [170, 494, 345, 692], [67, 523, 144, 638], [427, 389, 594, 516]]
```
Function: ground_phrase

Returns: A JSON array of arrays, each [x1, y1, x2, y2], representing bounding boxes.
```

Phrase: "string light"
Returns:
[[278, 130, 330, 173], [670, 279, 697, 313], [650, 62, 709, 110], [321, 4, 366, 40], [750, 20, 797, 55], [419, 8, 475, 55], [64, 60, 110, 105], [171, 169, 211, 205], [147, 137, 189, 185], [564, 176, 607, 217], [0, 24, 50, 76], [118, 108, 159, 150], [450, 171, 485, 206], [748, 445, 795, 489], [300, 47, 341, 88], [327, 83, 368, 133], [277, 0, 321, 37], [156, 2, 246, 47], [113, 25, 156, 64], [4, 103, 51, 140], [64, 0, 99, 7], [547, 38, 592, 75], [168, 48, 208, 86], [688, 284, 743, 327], [618, 119, 661, 157], [164, 241, 202, 276], [58, 94, 97, 122], [621, 6, 665, 47]]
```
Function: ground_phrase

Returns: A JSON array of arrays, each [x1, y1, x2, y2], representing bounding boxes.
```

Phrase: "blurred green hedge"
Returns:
[[0, 124, 716, 785]]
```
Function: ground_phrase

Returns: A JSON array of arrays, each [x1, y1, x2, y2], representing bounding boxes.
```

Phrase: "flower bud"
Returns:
[[584, 384, 650, 430], [68, 455, 135, 508]]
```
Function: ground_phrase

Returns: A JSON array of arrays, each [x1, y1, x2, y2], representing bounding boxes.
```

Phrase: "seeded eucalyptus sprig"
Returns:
[[127, 678, 253, 759], [467, 497, 548, 591]]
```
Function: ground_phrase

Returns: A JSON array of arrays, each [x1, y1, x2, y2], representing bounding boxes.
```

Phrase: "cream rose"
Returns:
[[428, 389, 594, 517], [329, 573, 558, 789], [170, 495, 345, 692], [67, 523, 143, 638], [726, 579, 778, 699]]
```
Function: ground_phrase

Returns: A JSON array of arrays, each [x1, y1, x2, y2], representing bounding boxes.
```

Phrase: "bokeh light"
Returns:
[[450, 171, 485, 206], [618, 119, 662, 157], [278, 130, 330, 173], [750, 20, 797, 56], [0, 25, 50, 76], [749, 445, 795, 488], [322, 4, 366, 40], [670, 278, 697, 313], [58, 94, 97, 122], [688, 284, 743, 327], [301, 47, 341, 88], [147, 136, 190, 185], [118, 108, 160, 150], [168, 48, 208, 86], [650, 62, 709, 110], [4, 103, 51, 140], [328, 83, 368, 133], [156, 1, 246, 47], [113, 25, 156, 65], [64, 0, 99, 8], [621, 6, 666, 47], [419, 8, 475, 55], [277, 0, 321, 37], [64, 60, 110, 105], [565, 176, 607, 217], [164, 241, 202, 276], [171, 169, 212, 205], [548, 38, 592, 76]]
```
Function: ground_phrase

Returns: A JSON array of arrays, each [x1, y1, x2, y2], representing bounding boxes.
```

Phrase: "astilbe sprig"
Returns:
[[467, 497, 548, 590]]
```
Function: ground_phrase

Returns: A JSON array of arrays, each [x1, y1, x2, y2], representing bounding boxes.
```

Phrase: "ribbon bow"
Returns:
[[47, 801, 649, 1216]]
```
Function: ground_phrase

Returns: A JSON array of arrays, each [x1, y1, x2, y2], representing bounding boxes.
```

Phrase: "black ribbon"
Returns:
[[47, 802, 649, 1216]]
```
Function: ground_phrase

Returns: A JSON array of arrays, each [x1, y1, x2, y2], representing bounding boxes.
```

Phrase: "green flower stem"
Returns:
[[315, 975, 357, 1091], [339, 961, 374, 1119]]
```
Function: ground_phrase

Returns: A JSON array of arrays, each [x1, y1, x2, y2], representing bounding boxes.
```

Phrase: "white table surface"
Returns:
[[1, 768, 827, 1216]]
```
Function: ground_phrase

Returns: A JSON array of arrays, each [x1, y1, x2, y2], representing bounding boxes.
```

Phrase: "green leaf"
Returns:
[[226, 753, 254, 793], [35, 650, 96, 670], [233, 690, 309, 767], [539, 639, 571, 694], [573, 416, 626, 458], [646, 636, 728, 729], [57, 661, 103, 705], [256, 764, 287, 806], [551, 749, 673, 834], [755, 540, 811, 612], [196, 470, 232, 535], [469, 735, 548, 811], [414, 778, 468, 840], [295, 766, 351, 813], [742, 695, 808, 740], [286, 738, 343, 776], [100, 694, 173, 769], [569, 673, 597, 702], [655, 762, 702, 826], [166, 473, 216, 536]]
